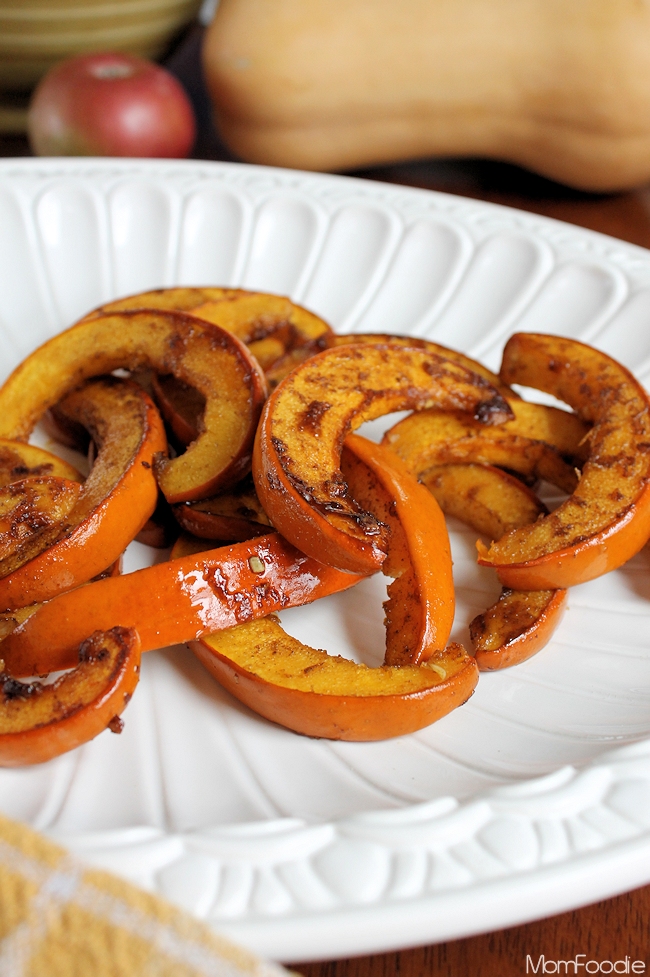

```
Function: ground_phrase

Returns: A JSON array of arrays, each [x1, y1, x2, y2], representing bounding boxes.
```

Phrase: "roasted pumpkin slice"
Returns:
[[478, 333, 650, 588], [192, 435, 472, 740], [333, 334, 591, 463], [0, 440, 83, 487], [253, 342, 512, 574], [342, 434, 455, 663], [419, 463, 547, 541], [0, 533, 364, 677], [0, 627, 140, 766], [185, 435, 457, 665], [86, 286, 332, 348], [191, 292, 331, 351], [0, 309, 267, 504], [327, 332, 517, 399], [192, 619, 476, 741], [469, 588, 567, 671], [419, 461, 566, 668], [0, 378, 166, 611], [0, 476, 82, 563], [173, 478, 272, 542], [142, 291, 331, 444], [88, 287, 331, 383], [383, 406, 581, 494], [496, 399, 590, 464]]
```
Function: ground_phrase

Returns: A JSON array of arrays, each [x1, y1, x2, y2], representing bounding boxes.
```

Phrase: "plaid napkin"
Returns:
[[0, 813, 289, 977]]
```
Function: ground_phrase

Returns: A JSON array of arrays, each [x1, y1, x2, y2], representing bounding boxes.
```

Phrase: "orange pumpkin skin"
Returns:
[[471, 588, 568, 670], [254, 342, 512, 575], [191, 434, 473, 741], [192, 621, 477, 742], [0, 308, 268, 504], [343, 434, 455, 663], [479, 487, 650, 590], [0, 532, 364, 678], [478, 333, 650, 589], [0, 627, 140, 767], [0, 379, 167, 611]]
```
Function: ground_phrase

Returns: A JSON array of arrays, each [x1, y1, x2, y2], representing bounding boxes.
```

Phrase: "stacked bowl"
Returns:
[[0, 0, 202, 130]]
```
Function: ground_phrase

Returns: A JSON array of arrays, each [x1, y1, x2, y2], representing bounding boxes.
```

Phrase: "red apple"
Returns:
[[28, 52, 196, 158]]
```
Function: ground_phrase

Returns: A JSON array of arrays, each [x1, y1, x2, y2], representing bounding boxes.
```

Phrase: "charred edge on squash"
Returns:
[[270, 437, 387, 536]]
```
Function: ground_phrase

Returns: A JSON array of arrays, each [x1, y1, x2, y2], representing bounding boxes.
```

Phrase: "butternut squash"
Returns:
[[203, 0, 650, 192]]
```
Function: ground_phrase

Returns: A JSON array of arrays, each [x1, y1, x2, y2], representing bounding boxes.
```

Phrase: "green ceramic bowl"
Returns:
[[0, 0, 203, 93]]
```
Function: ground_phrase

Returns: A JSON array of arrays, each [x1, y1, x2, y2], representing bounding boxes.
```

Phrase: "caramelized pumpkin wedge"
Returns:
[[343, 434, 454, 663], [0, 378, 166, 611], [419, 463, 547, 541], [328, 332, 517, 399], [192, 434, 470, 739], [90, 286, 331, 387], [0, 533, 364, 678], [478, 333, 650, 588], [418, 461, 566, 668], [470, 588, 567, 671], [151, 373, 206, 448], [253, 343, 512, 574], [145, 291, 332, 445], [191, 292, 331, 352], [184, 435, 457, 668], [0, 309, 267, 504], [192, 619, 476, 741], [0, 626, 140, 766], [173, 478, 272, 542], [332, 333, 591, 463], [0, 440, 83, 487], [383, 407, 580, 493], [86, 286, 332, 349], [0, 476, 82, 562]]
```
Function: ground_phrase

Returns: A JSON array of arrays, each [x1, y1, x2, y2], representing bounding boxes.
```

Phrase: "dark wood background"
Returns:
[[1, 23, 649, 976]]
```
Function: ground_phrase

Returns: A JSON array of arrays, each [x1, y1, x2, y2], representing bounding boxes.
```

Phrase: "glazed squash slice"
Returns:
[[194, 436, 477, 740], [478, 333, 650, 589], [253, 342, 512, 574]]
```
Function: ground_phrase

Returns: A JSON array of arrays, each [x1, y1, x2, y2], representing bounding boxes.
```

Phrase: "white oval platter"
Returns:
[[0, 158, 649, 964]]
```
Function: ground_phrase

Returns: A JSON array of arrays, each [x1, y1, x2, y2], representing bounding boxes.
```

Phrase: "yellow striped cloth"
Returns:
[[0, 813, 290, 977]]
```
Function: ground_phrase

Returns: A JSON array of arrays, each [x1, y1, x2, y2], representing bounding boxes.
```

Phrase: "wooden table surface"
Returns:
[[2, 25, 649, 975]]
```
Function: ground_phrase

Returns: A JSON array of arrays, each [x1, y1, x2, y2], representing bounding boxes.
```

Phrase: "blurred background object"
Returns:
[[27, 51, 196, 157], [0, 0, 203, 134], [201, 0, 650, 194]]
